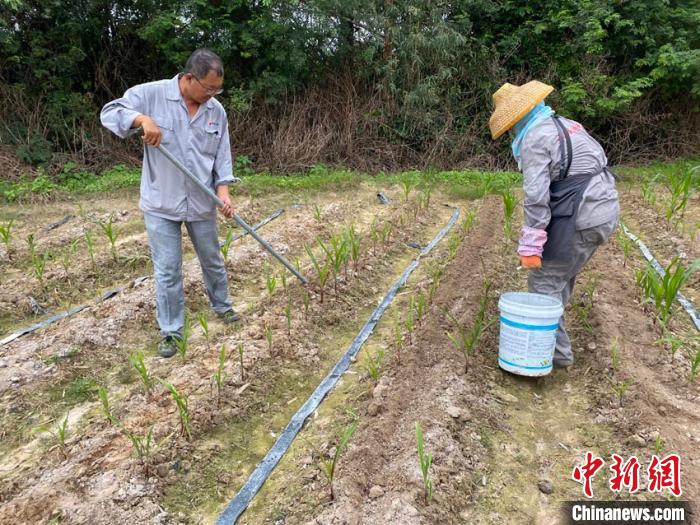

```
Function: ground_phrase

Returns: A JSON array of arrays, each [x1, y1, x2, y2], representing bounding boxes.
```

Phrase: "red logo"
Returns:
[[609, 454, 641, 494], [573, 452, 683, 498], [648, 454, 682, 497], [573, 452, 605, 498]]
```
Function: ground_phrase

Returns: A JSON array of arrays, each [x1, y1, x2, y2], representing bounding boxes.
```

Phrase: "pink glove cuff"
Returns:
[[517, 226, 547, 256]]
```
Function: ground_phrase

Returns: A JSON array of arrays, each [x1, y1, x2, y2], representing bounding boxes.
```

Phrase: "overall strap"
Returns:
[[552, 115, 573, 180]]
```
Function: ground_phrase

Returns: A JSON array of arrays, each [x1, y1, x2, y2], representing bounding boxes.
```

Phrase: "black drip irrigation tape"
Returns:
[[0, 305, 90, 347], [0, 209, 286, 348], [216, 205, 460, 525], [620, 222, 700, 331]]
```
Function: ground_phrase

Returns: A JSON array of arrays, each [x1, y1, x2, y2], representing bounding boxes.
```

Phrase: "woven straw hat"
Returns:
[[488, 80, 554, 139]]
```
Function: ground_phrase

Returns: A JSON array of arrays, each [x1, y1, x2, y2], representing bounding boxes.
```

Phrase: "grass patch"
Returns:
[[48, 377, 99, 405], [0, 164, 141, 203], [1, 158, 695, 205], [0, 163, 521, 203], [615, 158, 699, 187]]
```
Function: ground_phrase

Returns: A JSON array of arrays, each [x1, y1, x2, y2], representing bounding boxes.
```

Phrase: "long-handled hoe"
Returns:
[[126, 127, 306, 284]]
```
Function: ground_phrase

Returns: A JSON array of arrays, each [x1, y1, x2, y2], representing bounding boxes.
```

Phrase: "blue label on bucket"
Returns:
[[499, 357, 552, 370], [499, 316, 559, 331]]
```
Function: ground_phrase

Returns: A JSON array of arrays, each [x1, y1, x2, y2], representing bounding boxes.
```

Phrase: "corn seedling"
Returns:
[[303, 289, 310, 320], [61, 239, 79, 273], [213, 344, 227, 407], [501, 189, 518, 241], [427, 263, 443, 304], [459, 210, 476, 237], [305, 242, 330, 303], [380, 222, 392, 245], [313, 204, 323, 222], [84, 229, 95, 267], [479, 173, 496, 197], [687, 346, 700, 382], [265, 273, 278, 303], [398, 212, 407, 227], [655, 331, 684, 362], [419, 183, 434, 211], [615, 228, 634, 267], [264, 322, 274, 355], [176, 314, 191, 359], [100, 385, 158, 458], [220, 228, 235, 259], [664, 169, 693, 225], [400, 178, 416, 202], [405, 297, 415, 341], [26, 233, 36, 258], [654, 435, 664, 455], [370, 218, 379, 255], [0, 218, 14, 253], [322, 421, 358, 501], [98, 386, 118, 426], [122, 425, 164, 469], [415, 422, 434, 504], [685, 221, 699, 250], [607, 377, 631, 404], [582, 275, 598, 308], [196, 312, 211, 352], [641, 179, 657, 206], [129, 351, 153, 395], [284, 300, 293, 337], [197, 312, 211, 351], [415, 292, 427, 325], [280, 271, 288, 292], [365, 347, 385, 382], [238, 343, 246, 380], [445, 282, 493, 373], [347, 225, 361, 273], [571, 275, 598, 333], [416, 190, 429, 214], [99, 214, 119, 261], [393, 309, 403, 362], [31, 250, 50, 288], [54, 415, 69, 453], [610, 337, 620, 371], [320, 234, 348, 293], [636, 257, 700, 326], [161, 380, 191, 439], [447, 234, 460, 260]]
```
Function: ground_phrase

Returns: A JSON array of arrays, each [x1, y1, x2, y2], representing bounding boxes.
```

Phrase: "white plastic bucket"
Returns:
[[497, 292, 564, 377]]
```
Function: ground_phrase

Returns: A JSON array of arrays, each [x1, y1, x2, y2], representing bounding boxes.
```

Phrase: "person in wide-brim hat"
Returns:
[[489, 80, 620, 370]]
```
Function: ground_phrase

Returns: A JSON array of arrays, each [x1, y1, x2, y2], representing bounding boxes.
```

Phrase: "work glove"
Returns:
[[520, 255, 541, 269]]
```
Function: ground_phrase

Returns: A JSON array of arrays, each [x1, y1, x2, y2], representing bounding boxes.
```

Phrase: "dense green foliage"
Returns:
[[0, 0, 698, 171]]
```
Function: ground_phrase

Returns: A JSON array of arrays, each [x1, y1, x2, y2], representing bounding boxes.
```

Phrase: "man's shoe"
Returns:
[[217, 309, 240, 324], [158, 335, 180, 358]]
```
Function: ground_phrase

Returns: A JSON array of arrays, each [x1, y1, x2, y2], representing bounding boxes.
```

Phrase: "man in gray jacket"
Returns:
[[101, 49, 239, 357], [489, 80, 619, 368]]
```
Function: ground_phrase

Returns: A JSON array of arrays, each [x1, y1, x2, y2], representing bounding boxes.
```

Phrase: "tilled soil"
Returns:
[[238, 195, 700, 525], [1, 181, 699, 525]]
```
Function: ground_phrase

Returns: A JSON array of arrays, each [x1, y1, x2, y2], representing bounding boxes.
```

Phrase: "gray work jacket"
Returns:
[[100, 75, 234, 222], [519, 116, 619, 231]]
